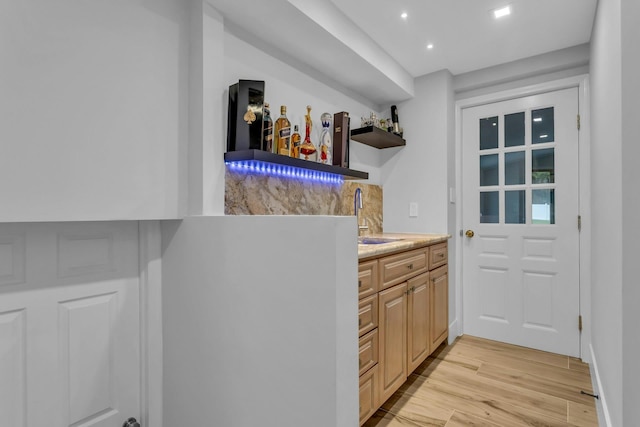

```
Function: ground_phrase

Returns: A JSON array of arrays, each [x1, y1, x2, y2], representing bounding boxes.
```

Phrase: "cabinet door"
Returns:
[[378, 282, 407, 404], [359, 364, 379, 426], [430, 265, 449, 350], [407, 272, 430, 373]]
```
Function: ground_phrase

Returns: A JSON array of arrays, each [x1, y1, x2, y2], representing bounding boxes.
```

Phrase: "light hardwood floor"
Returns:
[[364, 335, 599, 427]]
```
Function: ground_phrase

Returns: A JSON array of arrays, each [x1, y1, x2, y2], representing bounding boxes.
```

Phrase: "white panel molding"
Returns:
[[590, 344, 612, 427], [454, 74, 591, 358], [0, 309, 26, 427], [138, 221, 163, 427], [57, 232, 115, 278], [58, 293, 117, 425], [0, 233, 26, 287]]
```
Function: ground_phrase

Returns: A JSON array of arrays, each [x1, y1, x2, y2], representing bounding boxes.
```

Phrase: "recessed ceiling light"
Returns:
[[401, 12, 408, 19], [427, 43, 434, 50], [493, 5, 511, 19]]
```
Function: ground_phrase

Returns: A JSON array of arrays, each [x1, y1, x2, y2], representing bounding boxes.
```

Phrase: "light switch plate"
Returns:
[[409, 202, 418, 217]]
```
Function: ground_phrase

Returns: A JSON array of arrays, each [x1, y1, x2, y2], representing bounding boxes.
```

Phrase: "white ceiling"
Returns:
[[330, 0, 598, 77], [208, 0, 598, 105]]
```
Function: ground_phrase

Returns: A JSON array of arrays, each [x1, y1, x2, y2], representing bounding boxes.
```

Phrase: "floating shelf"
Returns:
[[224, 149, 369, 180], [350, 126, 406, 149]]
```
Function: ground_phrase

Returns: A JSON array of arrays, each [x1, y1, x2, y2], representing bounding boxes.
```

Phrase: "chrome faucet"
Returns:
[[354, 187, 369, 236]]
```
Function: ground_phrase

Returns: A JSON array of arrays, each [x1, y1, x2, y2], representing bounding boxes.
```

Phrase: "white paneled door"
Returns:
[[461, 87, 581, 357], [0, 222, 140, 427]]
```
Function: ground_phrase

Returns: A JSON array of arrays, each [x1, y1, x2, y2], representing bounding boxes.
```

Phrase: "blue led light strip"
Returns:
[[225, 160, 344, 185]]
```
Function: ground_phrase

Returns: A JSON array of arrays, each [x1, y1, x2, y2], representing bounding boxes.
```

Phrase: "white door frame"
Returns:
[[139, 221, 164, 427], [454, 75, 592, 361]]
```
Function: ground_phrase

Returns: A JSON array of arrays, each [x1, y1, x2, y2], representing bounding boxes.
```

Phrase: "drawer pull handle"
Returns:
[[358, 280, 362, 288], [408, 263, 413, 270], [438, 253, 445, 258], [359, 318, 362, 326], [359, 358, 363, 368]]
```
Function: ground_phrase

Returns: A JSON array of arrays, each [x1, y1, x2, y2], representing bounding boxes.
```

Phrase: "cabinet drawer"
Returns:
[[358, 259, 379, 299], [379, 248, 428, 290], [359, 364, 379, 426], [359, 328, 378, 376], [429, 242, 448, 270], [358, 294, 378, 337]]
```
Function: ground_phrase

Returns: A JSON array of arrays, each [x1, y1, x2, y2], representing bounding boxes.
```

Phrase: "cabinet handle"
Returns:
[[359, 358, 363, 368], [359, 318, 362, 326], [358, 280, 362, 288], [407, 263, 413, 270], [438, 253, 445, 258]]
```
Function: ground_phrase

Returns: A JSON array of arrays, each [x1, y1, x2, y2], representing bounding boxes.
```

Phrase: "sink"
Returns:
[[358, 237, 402, 245]]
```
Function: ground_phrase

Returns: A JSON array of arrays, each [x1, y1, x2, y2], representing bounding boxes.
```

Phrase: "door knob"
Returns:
[[465, 230, 475, 238], [123, 417, 140, 427]]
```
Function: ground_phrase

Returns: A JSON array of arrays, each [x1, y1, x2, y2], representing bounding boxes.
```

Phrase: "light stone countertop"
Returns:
[[357, 232, 451, 260]]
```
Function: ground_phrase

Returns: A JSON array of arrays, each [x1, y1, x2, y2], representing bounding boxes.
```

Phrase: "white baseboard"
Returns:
[[589, 344, 612, 427]]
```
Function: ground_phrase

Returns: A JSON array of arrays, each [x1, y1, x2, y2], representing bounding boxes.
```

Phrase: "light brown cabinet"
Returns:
[[378, 282, 408, 404], [407, 272, 431, 373], [358, 241, 448, 425], [430, 265, 449, 350]]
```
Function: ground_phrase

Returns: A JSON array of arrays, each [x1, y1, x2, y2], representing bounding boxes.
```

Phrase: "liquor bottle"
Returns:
[[273, 105, 291, 156], [263, 103, 273, 152], [391, 105, 400, 135], [300, 105, 317, 161], [318, 112, 332, 164], [290, 125, 301, 158]]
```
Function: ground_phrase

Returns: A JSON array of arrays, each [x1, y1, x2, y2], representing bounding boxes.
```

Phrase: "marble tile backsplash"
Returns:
[[225, 168, 382, 234]]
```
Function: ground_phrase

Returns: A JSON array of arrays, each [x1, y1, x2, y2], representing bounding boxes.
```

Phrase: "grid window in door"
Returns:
[[478, 107, 558, 225]]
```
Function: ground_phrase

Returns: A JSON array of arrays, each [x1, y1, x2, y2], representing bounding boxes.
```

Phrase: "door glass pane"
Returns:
[[480, 191, 499, 223], [532, 148, 555, 183], [480, 154, 499, 186], [505, 112, 525, 147], [505, 190, 526, 224], [505, 151, 525, 185], [532, 107, 554, 144], [480, 116, 498, 150], [532, 189, 555, 224]]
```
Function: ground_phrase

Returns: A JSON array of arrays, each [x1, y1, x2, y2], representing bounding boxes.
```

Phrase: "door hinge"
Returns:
[[577, 114, 581, 130], [578, 215, 582, 231], [579, 315, 583, 332]]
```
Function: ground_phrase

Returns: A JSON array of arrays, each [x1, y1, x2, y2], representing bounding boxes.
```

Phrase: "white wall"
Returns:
[[621, 0, 640, 423], [590, 0, 623, 425], [222, 27, 385, 183], [0, 0, 189, 222], [454, 44, 590, 99], [381, 70, 451, 234], [161, 216, 358, 427], [189, 2, 227, 216]]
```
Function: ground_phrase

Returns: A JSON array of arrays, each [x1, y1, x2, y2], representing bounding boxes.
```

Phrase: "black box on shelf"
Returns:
[[333, 111, 350, 168], [226, 80, 265, 152]]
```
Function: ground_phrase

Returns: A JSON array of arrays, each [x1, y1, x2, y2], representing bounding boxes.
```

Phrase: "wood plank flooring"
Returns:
[[363, 335, 599, 427]]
